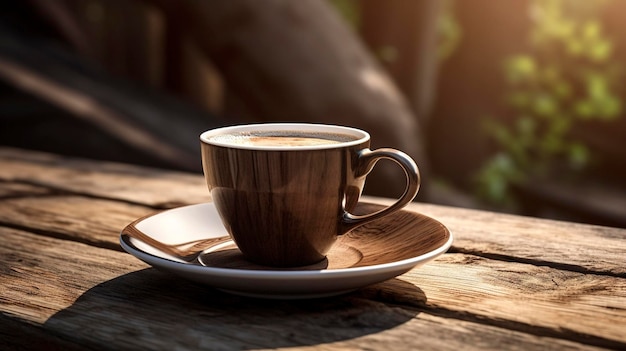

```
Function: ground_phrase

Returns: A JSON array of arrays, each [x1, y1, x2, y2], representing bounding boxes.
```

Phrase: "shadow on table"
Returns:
[[44, 268, 425, 350]]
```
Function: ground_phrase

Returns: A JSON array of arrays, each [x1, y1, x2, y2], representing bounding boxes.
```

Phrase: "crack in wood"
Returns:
[[420, 305, 626, 350], [0, 178, 176, 209], [346, 288, 626, 350], [0, 222, 123, 252], [448, 246, 626, 279]]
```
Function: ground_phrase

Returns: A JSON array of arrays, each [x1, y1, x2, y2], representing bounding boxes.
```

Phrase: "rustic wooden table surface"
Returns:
[[1, 147, 625, 350]]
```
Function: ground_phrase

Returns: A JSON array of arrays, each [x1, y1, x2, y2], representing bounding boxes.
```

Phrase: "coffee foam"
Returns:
[[208, 130, 358, 147]]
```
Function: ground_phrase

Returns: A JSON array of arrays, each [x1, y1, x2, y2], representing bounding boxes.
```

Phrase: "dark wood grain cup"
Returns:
[[200, 123, 420, 267]]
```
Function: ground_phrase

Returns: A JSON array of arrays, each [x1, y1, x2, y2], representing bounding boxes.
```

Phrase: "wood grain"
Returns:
[[0, 227, 611, 350], [0, 181, 53, 198], [0, 147, 208, 208], [399, 255, 626, 344], [0, 195, 151, 250], [1, 147, 626, 350], [1, 147, 623, 276], [0, 194, 623, 347], [381, 198, 626, 276]]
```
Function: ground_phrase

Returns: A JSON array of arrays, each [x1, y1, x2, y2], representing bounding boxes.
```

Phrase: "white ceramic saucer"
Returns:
[[120, 202, 452, 299]]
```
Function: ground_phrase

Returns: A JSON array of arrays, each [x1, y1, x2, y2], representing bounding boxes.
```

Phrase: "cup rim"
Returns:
[[200, 123, 370, 151]]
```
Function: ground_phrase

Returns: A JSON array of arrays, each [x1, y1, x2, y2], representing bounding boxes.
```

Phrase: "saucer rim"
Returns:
[[120, 202, 452, 278]]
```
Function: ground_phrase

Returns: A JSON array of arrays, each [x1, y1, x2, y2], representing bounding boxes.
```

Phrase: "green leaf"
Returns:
[[588, 75, 608, 100], [582, 20, 601, 40], [568, 142, 589, 169], [506, 55, 536, 83], [553, 81, 572, 99], [574, 100, 594, 119], [549, 116, 571, 135], [588, 39, 612, 62], [566, 37, 584, 56], [517, 116, 536, 135], [532, 94, 558, 117], [507, 92, 531, 109], [598, 96, 622, 119]]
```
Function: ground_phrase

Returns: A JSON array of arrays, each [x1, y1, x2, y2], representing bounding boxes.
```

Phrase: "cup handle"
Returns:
[[340, 148, 421, 233]]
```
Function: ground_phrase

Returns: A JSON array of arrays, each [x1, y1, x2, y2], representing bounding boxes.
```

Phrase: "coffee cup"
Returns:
[[200, 123, 420, 267]]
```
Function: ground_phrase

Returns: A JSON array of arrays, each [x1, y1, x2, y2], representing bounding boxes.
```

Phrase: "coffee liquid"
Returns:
[[208, 131, 359, 147]]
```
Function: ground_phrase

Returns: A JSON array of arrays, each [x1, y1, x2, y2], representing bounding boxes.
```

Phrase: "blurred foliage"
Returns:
[[329, 0, 461, 64], [438, 0, 462, 61], [476, 0, 623, 207]]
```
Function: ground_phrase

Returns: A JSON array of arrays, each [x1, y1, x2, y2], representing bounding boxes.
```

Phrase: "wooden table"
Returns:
[[1, 146, 625, 350]]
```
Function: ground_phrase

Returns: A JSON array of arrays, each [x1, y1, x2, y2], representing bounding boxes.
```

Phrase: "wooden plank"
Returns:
[[0, 148, 626, 346], [0, 181, 52, 198], [0, 227, 609, 350], [0, 227, 148, 324], [393, 255, 626, 345], [0, 193, 623, 347], [0, 195, 151, 250], [369, 197, 626, 277], [0, 147, 208, 208]]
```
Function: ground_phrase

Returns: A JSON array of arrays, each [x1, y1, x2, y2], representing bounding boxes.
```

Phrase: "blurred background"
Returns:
[[1, 0, 624, 228]]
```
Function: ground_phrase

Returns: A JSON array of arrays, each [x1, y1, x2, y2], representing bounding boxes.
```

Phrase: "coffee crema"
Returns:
[[208, 131, 359, 147]]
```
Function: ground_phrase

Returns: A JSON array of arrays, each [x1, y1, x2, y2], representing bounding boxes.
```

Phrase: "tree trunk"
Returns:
[[360, 0, 442, 126], [153, 0, 431, 199]]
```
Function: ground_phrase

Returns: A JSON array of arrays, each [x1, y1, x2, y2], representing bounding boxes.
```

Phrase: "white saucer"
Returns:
[[120, 202, 452, 299]]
